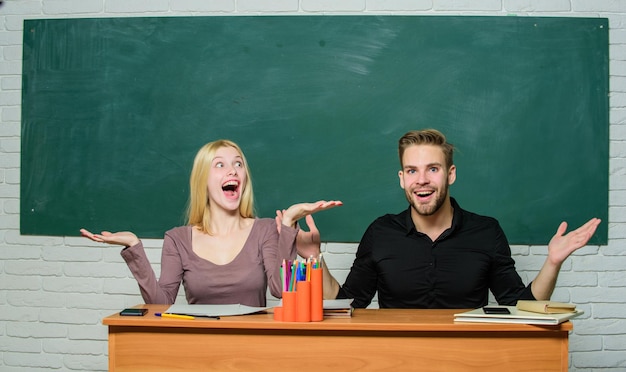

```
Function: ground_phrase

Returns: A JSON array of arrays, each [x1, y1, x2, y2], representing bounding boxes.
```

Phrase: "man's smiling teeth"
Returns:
[[416, 191, 434, 197]]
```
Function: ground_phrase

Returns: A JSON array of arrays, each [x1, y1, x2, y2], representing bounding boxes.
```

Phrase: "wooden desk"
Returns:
[[103, 305, 571, 371]]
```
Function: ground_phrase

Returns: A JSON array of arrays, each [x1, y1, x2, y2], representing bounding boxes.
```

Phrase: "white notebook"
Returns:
[[454, 306, 583, 325]]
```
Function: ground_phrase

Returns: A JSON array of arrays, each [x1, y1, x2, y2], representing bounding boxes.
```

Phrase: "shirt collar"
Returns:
[[402, 197, 463, 236]]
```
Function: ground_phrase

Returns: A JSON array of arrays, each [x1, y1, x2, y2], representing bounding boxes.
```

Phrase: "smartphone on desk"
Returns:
[[120, 308, 148, 316], [482, 306, 511, 315]]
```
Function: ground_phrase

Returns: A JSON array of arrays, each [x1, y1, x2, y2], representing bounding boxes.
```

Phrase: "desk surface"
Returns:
[[103, 304, 572, 332], [104, 305, 572, 371]]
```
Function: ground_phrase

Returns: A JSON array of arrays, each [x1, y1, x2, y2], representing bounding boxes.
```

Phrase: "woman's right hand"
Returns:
[[276, 200, 343, 229], [80, 228, 140, 247], [275, 200, 342, 259]]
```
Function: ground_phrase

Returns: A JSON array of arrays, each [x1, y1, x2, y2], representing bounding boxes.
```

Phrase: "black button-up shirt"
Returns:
[[337, 198, 535, 308]]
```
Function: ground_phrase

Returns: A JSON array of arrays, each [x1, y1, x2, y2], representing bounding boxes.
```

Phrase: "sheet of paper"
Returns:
[[165, 304, 270, 317]]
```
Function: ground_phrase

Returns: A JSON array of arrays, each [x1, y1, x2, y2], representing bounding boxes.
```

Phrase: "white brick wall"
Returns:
[[0, 0, 624, 370]]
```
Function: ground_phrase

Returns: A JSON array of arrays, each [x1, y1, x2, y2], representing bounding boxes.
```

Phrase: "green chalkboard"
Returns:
[[21, 16, 609, 244]]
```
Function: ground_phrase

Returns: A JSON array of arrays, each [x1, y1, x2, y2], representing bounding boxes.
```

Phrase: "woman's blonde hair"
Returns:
[[186, 139, 255, 234]]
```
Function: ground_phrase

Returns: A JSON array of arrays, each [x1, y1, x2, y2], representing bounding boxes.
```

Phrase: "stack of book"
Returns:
[[323, 299, 353, 318], [454, 301, 582, 325]]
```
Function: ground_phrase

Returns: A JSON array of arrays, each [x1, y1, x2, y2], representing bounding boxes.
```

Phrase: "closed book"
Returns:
[[323, 308, 353, 318], [516, 300, 576, 314], [323, 299, 353, 318]]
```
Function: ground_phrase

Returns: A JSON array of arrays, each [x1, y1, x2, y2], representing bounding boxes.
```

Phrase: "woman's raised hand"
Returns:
[[275, 200, 342, 259], [275, 200, 342, 230], [80, 228, 140, 247]]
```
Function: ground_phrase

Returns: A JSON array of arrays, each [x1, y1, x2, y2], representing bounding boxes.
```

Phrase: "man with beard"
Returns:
[[296, 129, 601, 309]]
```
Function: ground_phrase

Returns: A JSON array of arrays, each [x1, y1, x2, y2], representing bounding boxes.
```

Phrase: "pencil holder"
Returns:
[[273, 306, 283, 321], [282, 291, 297, 322], [296, 281, 311, 322], [310, 267, 323, 321]]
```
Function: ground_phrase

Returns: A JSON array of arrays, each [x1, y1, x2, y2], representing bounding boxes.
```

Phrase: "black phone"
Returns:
[[120, 308, 148, 316], [483, 306, 511, 315]]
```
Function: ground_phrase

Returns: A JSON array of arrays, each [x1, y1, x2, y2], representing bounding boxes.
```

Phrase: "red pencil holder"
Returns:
[[282, 291, 297, 322], [310, 267, 323, 321], [296, 281, 311, 322], [273, 306, 283, 321]]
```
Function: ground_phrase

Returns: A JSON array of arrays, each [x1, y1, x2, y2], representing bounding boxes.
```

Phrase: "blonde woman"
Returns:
[[81, 139, 340, 306]]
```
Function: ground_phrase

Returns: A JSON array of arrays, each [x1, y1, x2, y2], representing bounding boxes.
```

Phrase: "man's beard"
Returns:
[[405, 182, 449, 216]]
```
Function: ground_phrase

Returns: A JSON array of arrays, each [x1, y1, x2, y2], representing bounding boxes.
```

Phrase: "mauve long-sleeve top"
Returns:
[[120, 218, 297, 306]]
